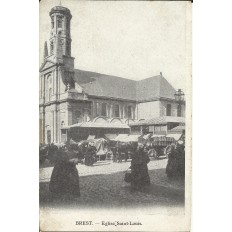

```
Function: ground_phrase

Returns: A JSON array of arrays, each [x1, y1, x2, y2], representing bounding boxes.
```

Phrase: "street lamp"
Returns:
[[174, 89, 185, 117], [174, 89, 185, 102]]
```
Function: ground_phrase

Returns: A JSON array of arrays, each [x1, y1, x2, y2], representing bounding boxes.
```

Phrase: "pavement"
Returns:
[[39, 158, 185, 211]]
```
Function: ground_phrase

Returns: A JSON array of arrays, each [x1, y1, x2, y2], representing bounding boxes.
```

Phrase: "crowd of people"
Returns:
[[165, 140, 185, 178], [42, 132, 185, 201]]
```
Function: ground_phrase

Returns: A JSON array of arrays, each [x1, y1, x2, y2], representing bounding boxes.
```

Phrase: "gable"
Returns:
[[39, 60, 56, 72]]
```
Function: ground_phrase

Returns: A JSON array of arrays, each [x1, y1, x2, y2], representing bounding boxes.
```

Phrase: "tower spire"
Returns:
[[43, 41, 48, 60]]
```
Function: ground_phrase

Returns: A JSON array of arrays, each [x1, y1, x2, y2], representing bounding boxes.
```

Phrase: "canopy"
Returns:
[[69, 122, 130, 129], [104, 134, 118, 140], [143, 134, 152, 139], [114, 134, 129, 142], [151, 134, 166, 138], [166, 134, 182, 141], [89, 138, 108, 156], [87, 135, 96, 140], [169, 125, 185, 133], [130, 116, 185, 126], [124, 134, 142, 142]]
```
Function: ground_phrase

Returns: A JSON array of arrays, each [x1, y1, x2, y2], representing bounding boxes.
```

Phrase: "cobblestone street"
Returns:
[[40, 158, 184, 212]]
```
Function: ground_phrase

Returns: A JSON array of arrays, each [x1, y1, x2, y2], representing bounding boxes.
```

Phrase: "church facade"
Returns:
[[39, 6, 185, 144]]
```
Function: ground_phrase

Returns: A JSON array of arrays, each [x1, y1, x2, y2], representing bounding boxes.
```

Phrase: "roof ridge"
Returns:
[[74, 69, 136, 82]]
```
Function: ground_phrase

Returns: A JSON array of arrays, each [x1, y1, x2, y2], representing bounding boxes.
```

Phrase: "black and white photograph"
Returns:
[[39, 0, 191, 231]]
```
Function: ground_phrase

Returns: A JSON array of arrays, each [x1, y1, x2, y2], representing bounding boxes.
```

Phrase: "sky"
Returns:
[[40, 0, 191, 92]]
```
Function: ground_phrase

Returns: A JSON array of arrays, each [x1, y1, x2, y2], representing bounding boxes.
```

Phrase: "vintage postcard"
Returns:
[[39, 0, 191, 231]]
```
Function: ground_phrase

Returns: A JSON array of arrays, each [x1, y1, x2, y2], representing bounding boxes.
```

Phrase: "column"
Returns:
[[51, 111, 54, 143], [57, 66, 60, 98], [54, 107, 57, 143], [42, 76, 45, 100], [133, 106, 136, 119], [110, 104, 114, 118], [123, 105, 126, 118], [120, 105, 123, 118], [107, 104, 111, 118], [39, 76, 42, 99], [57, 110, 60, 143]]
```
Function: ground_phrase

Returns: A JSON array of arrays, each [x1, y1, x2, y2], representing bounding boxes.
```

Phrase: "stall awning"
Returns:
[[169, 125, 185, 133], [130, 116, 185, 126], [87, 135, 96, 140], [151, 134, 166, 138], [114, 134, 129, 142], [124, 134, 142, 142], [166, 134, 182, 141], [69, 122, 130, 129], [104, 134, 118, 140], [143, 134, 152, 139]]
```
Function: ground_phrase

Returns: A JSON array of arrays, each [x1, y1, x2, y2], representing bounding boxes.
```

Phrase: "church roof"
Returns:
[[136, 74, 176, 101], [73, 69, 136, 101], [73, 69, 176, 102]]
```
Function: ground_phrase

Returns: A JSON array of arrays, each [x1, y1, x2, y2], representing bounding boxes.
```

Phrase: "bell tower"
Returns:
[[40, 5, 86, 145], [49, 6, 73, 64]]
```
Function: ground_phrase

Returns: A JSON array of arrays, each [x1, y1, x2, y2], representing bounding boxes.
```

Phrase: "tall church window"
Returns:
[[128, 106, 132, 119], [51, 17, 54, 29], [177, 104, 182, 117], [57, 17, 62, 28], [166, 104, 171, 116], [114, 104, 120, 117], [101, 103, 107, 116], [66, 20, 70, 31]]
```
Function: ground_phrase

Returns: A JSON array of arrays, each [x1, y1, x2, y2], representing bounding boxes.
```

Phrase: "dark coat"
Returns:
[[85, 146, 96, 165], [166, 144, 185, 178], [131, 150, 150, 190], [49, 150, 80, 197]]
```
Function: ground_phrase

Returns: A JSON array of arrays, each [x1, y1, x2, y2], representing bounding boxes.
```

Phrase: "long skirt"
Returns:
[[49, 161, 80, 198], [131, 165, 150, 190]]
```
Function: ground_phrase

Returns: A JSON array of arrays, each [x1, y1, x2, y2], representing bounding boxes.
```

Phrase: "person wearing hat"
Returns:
[[85, 142, 96, 166], [49, 145, 81, 201], [130, 143, 150, 191]]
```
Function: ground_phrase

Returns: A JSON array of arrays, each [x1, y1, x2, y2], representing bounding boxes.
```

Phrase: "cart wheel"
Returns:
[[148, 149, 157, 159]]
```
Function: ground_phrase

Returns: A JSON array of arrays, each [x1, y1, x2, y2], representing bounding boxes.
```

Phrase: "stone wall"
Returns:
[[160, 100, 185, 117], [89, 98, 136, 120], [137, 101, 161, 119]]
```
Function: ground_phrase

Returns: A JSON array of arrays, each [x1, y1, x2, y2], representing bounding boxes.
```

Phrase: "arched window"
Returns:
[[101, 103, 107, 116], [61, 121, 65, 128], [114, 104, 120, 117], [51, 16, 54, 29], [66, 20, 70, 30], [128, 106, 132, 119], [57, 17, 62, 28], [166, 104, 171, 116]]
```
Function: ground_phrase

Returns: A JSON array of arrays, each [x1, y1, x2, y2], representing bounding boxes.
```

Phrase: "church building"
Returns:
[[39, 6, 185, 144]]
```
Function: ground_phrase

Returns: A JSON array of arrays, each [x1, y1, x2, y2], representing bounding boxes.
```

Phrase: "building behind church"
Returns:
[[39, 6, 185, 144]]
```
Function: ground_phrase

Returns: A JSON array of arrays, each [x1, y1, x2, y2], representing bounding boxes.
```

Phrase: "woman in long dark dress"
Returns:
[[131, 143, 150, 191], [49, 146, 80, 200]]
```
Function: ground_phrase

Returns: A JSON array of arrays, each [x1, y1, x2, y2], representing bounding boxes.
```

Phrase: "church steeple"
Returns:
[[49, 6, 72, 61]]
